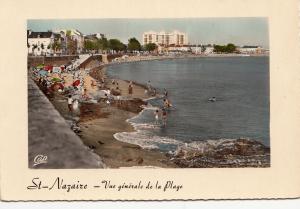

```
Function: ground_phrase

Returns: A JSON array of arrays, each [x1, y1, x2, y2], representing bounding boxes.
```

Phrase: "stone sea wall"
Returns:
[[28, 77, 105, 168]]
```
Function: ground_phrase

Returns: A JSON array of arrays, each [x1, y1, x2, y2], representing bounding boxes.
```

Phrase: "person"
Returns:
[[112, 79, 115, 85], [154, 109, 159, 124], [162, 108, 167, 127], [67, 95, 73, 112], [38, 76, 42, 85], [163, 99, 169, 108], [73, 99, 79, 111], [208, 97, 217, 102], [84, 88, 90, 100], [153, 88, 157, 96], [164, 88, 168, 97], [147, 80, 151, 90], [128, 84, 133, 96], [116, 82, 119, 90]]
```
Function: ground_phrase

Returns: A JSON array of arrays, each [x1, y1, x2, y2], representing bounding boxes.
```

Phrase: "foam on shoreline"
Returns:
[[100, 55, 270, 167]]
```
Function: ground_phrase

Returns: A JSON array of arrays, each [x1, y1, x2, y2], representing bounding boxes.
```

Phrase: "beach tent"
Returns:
[[52, 67, 62, 74], [38, 70, 48, 77], [72, 80, 80, 87]]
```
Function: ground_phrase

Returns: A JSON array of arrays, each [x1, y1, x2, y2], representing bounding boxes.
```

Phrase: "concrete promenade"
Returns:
[[28, 78, 105, 168]]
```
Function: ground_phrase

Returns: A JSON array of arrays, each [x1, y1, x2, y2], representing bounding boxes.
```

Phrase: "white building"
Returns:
[[237, 46, 263, 54], [143, 30, 188, 46], [27, 31, 57, 56], [204, 46, 214, 54]]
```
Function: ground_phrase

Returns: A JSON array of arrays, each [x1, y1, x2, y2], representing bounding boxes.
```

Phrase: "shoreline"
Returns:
[[96, 57, 270, 167], [31, 54, 270, 168]]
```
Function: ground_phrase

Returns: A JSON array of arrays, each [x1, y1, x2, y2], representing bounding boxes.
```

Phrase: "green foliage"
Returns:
[[127, 37, 141, 51], [84, 40, 96, 51], [52, 41, 61, 51], [67, 37, 77, 54], [96, 37, 109, 51], [108, 39, 126, 52], [144, 43, 157, 52], [66, 30, 71, 37], [213, 43, 237, 53]]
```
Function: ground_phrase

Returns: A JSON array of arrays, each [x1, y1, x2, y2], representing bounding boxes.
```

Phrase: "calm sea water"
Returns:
[[107, 57, 269, 150]]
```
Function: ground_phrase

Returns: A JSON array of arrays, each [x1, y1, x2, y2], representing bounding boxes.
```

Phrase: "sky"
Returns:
[[27, 18, 269, 48]]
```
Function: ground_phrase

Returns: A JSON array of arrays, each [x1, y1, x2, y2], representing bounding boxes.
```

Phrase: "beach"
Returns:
[[43, 64, 176, 168], [29, 54, 270, 168]]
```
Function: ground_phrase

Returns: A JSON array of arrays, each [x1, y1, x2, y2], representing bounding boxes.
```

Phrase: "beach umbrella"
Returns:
[[38, 70, 48, 77], [51, 82, 64, 91], [51, 77, 62, 82], [44, 65, 53, 71], [36, 64, 44, 69], [72, 80, 80, 87]]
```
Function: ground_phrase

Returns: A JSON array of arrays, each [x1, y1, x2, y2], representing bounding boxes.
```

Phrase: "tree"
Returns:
[[84, 40, 97, 52], [213, 43, 237, 53], [32, 44, 37, 54], [95, 37, 109, 52], [144, 43, 157, 52], [201, 45, 206, 53], [40, 43, 44, 55], [52, 41, 62, 53], [226, 43, 236, 53], [27, 43, 30, 54], [127, 37, 141, 52], [108, 39, 126, 52]]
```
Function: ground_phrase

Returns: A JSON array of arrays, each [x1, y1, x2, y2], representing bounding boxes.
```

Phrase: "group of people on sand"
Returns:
[[149, 82, 172, 127]]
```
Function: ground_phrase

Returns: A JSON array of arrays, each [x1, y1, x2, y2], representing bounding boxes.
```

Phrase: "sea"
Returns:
[[106, 56, 270, 152]]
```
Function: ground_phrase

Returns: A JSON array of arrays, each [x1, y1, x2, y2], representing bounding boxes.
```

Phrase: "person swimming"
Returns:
[[208, 97, 217, 102], [163, 98, 172, 108]]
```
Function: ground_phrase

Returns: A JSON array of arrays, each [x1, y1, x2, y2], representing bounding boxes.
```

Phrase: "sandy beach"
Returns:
[[46, 65, 176, 168]]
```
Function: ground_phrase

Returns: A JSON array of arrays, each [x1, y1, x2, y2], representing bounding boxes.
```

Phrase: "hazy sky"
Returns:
[[27, 18, 269, 48]]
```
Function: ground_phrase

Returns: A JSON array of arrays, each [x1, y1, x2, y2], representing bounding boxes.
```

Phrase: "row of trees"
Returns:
[[28, 35, 158, 55], [84, 37, 157, 53], [213, 43, 237, 53]]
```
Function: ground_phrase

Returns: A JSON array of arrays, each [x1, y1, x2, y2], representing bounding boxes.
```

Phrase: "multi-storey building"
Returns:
[[53, 29, 84, 54], [143, 30, 188, 46]]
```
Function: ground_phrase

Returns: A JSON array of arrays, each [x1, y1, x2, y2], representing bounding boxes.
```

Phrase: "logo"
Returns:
[[33, 155, 48, 167]]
